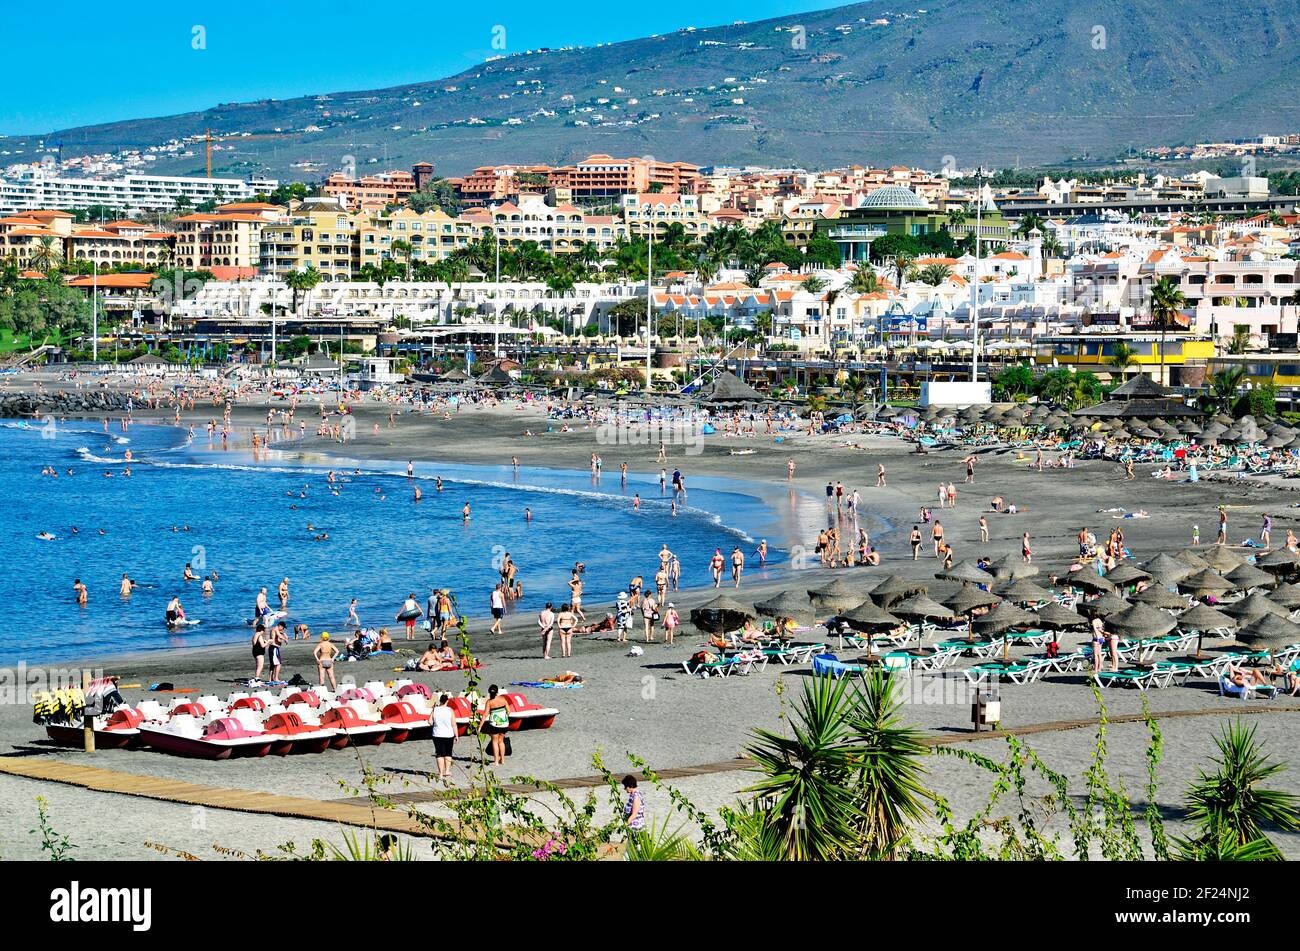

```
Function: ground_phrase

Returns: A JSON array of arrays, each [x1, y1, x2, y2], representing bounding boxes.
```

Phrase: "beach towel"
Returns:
[[509, 681, 585, 689]]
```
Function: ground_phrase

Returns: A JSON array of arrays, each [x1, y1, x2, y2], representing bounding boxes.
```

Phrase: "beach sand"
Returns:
[[5, 389, 1300, 859]]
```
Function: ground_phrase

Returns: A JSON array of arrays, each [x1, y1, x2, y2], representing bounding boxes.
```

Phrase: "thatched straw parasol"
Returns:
[[1076, 593, 1132, 618], [1234, 614, 1300, 655], [1175, 602, 1238, 658], [869, 574, 930, 606], [1130, 585, 1189, 610], [944, 587, 1001, 615], [1177, 568, 1234, 598], [1106, 603, 1177, 640], [1104, 564, 1151, 587], [984, 554, 1039, 580], [1224, 562, 1276, 591], [754, 590, 816, 626], [935, 560, 994, 585], [1141, 552, 1193, 587], [1055, 571, 1116, 595], [689, 593, 755, 634], [1033, 601, 1088, 630], [807, 577, 865, 614], [890, 594, 958, 623], [1199, 545, 1246, 573], [999, 578, 1057, 605], [1220, 592, 1287, 622]]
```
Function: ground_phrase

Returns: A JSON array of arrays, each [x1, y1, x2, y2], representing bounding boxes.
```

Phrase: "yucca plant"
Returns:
[[743, 674, 860, 860], [1175, 721, 1299, 860], [847, 671, 933, 859], [624, 818, 701, 861]]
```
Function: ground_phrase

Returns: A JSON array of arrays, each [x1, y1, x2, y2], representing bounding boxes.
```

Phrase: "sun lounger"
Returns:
[[812, 654, 866, 679], [1094, 667, 1165, 690], [761, 643, 826, 665], [1218, 676, 1278, 700], [961, 658, 1051, 685], [682, 656, 741, 679]]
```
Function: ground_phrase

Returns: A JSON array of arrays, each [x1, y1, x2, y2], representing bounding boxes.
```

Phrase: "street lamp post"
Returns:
[[970, 170, 982, 384], [91, 260, 98, 363], [492, 207, 502, 359], [645, 225, 654, 392]]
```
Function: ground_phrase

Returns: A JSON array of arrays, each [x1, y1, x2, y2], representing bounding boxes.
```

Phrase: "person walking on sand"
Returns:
[[1090, 616, 1106, 676], [538, 602, 555, 660], [479, 685, 511, 766], [1261, 513, 1273, 548], [910, 525, 922, 560], [313, 633, 338, 690], [731, 546, 745, 587], [623, 775, 646, 841], [787, 458, 796, 481], [489, 583, 507, 634], [979, 515, 989, 544], [876, 463, 887, 487], [710, 548, 725, 588], [963, 454, 976, 484], [1022, 532, 1033, 564], [568, 570, 586, 620], [641, 592, 658, 642], [931, 520, 945, 558], [1217, 506, 1228, 545], [556, 603, 577, 658], [431, 693, 456, 780], [397, 593, 422, 640], [663, 602, 679, 646]]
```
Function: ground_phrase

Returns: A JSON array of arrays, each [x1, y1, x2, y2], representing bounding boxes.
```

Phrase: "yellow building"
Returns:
[[1208, 354, 1300, 388], [259, 205, 358, 281], [357, 207, 481, 269], [1034, 333, 1216, 386]]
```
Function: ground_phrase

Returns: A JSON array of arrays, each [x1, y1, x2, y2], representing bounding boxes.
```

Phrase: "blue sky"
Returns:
[[0, 1, 839, 134]]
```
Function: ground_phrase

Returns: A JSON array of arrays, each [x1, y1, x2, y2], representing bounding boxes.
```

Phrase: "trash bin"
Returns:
[[971, 689, 1001, 732]]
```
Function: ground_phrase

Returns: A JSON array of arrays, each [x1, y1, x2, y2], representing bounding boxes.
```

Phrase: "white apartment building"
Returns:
[[0, 168, 278, 215]]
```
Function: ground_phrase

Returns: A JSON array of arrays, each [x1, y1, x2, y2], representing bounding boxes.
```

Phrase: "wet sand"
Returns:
[[5, 390, 1300, 858]]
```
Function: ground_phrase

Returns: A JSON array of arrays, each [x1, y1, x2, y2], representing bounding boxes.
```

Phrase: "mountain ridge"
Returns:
[[6, 0, 1300, 179]]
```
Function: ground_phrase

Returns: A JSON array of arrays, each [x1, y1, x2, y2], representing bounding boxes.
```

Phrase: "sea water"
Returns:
[[1, 420, 792, 662]]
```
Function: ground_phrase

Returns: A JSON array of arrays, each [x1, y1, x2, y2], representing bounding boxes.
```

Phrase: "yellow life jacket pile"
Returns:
[[31, 687, 85, 725]]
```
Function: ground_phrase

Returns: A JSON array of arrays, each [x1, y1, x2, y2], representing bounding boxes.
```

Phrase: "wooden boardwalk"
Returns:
[[0, 756, 444, 838], [5, 703, 1297, 825]]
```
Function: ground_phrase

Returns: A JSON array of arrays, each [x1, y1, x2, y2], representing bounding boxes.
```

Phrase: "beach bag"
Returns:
[[422, 619, 433, 632], [504, 735, 513, 757]]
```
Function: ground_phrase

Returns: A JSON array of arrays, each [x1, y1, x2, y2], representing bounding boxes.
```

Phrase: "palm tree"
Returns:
[[1149, 275, 1187, 385], [29, 236, 60, 275], [917, 263, 952, 286], [1175, 722, 1300, 860], [1203, 366, 1246, 415], [1107, 342, 1140, 373], [847, 267, 880, 294], [389, 239, 413, 281], [892, 255, 914, 289], [840, 374, 869, 416], [1040, 233, 1065, 259], [1015, 212, 1046, 238], [743, 265, 766, 289], [801, 275, 827, 294], [945, 206, 968, 230], [284, 267, 323, 317]]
